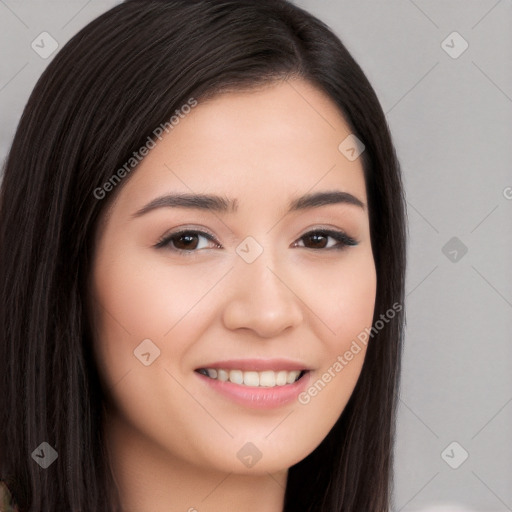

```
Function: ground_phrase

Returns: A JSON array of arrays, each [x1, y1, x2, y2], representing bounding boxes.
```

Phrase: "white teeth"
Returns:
[[243, 371, 259, 387], [259, 371, 275, 387], [199, 368, 304, 387], [217, 369, 229, 381], [276, 370, 288, 386], [229, 369, 243, 385], [286, 371, 299, 384]]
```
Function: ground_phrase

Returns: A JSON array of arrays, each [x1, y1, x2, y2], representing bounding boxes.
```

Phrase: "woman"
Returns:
[[0, 0, 406, 510]]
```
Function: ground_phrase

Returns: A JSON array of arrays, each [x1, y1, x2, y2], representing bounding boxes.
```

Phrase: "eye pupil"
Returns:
[[307, 233, 327, 249], [175, 233, 198, 250]]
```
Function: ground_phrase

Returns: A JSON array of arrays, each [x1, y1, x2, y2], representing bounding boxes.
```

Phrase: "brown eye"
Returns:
[[303, 232, 329, 249], [171, 233, 200, 250], [295, 230, 358, 250], [155, 230, 220, 253]]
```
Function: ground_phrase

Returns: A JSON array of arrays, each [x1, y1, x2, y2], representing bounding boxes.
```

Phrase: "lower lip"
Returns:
[[195, 371, 312, 409]]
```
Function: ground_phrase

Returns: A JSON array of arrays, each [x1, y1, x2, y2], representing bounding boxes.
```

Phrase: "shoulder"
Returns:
[[0, 481, 19, 512]]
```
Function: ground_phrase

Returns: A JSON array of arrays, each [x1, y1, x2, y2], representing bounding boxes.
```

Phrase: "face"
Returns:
[[89, 78, 377, 476]]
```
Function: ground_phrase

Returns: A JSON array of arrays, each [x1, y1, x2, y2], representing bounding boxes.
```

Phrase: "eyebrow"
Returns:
[[131, 190, 365, 218]]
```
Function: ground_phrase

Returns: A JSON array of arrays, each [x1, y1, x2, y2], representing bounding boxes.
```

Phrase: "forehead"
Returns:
[[102, 78, 367, 223]]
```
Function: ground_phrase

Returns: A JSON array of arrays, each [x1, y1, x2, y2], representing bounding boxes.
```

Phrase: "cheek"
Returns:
[[293, 251, 376, 421], [92, 245, 219, 338], [89, 245, 231, 387], [89, 252, 225, 462], [92, 256, 195, 337], [300, 250, 377, 346]]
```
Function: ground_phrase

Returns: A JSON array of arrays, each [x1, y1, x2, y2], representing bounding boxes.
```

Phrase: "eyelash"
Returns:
[[155, 228, 358, 255]]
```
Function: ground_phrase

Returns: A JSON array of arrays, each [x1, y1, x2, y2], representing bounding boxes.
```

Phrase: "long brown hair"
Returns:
[[0, 1, 406, 510]]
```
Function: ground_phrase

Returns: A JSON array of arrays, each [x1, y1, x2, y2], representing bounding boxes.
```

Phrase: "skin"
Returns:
[[89, 78, 377, 512]]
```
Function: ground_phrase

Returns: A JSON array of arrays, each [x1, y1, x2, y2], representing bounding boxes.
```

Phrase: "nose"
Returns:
[[221, 250, 304, 338]]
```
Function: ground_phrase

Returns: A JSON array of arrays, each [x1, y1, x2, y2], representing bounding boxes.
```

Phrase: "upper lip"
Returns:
[[195, 358, 310, 372]]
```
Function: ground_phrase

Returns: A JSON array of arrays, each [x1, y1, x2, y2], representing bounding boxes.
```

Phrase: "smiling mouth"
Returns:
[[194, 368, 308, 388]]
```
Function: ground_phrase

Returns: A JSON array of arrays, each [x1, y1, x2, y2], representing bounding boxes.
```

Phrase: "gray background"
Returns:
[[1, 1, 511, 511]]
